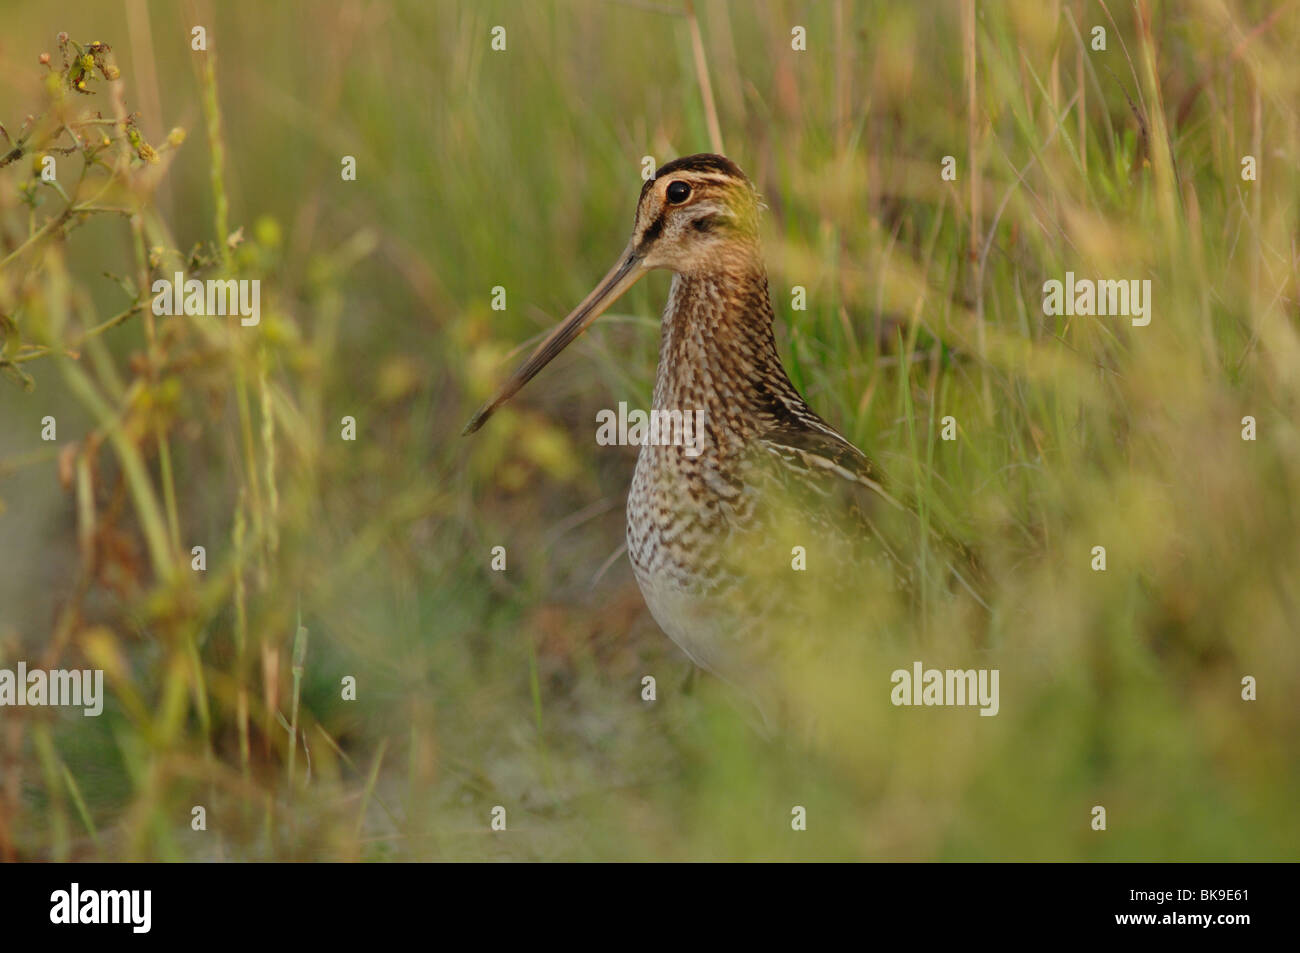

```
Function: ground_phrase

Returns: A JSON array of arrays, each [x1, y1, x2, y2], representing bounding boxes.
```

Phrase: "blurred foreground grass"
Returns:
[[0, 0, 1297, 860]]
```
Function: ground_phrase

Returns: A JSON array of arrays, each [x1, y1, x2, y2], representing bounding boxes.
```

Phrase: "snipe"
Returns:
[[465, 154, 982, 718]]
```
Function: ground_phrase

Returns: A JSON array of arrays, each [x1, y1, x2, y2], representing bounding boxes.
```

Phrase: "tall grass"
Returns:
[[0, 0, 1297, 861]]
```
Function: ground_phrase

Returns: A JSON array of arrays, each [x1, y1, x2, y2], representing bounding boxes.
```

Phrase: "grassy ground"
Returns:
[[0, 0, 1297, 860]]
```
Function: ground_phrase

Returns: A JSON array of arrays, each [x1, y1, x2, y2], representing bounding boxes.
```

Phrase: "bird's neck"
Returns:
[[652, 264, 802, 443]]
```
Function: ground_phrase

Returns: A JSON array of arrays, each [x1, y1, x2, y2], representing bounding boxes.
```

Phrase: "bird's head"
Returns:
[[629, 153, 761, 274], [462, 154, 761, 436]]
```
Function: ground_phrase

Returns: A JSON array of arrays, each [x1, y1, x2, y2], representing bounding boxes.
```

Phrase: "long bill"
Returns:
[[462, 244, 647, 435]]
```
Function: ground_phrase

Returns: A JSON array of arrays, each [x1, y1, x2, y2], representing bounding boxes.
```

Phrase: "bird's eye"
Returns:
[[665, 180, 692, 204]]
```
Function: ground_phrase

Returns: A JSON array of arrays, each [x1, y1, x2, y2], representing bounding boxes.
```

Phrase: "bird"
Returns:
[[464, 154, 984, 723]]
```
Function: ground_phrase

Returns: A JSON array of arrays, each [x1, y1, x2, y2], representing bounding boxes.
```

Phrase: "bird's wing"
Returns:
[[754, 420, 988, 608], [755, 420, 904, 518]]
